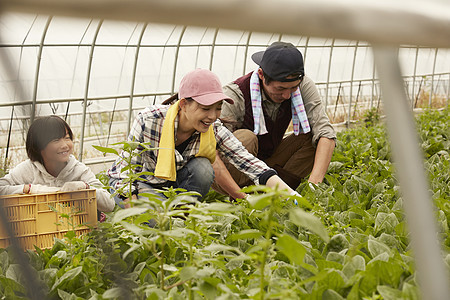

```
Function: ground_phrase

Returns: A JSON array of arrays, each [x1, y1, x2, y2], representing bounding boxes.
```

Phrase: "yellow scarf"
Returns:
[[154, 100, 216, 181]]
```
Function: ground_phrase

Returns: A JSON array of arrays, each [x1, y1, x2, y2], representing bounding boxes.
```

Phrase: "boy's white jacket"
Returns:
[[0, 155, 115, 212]]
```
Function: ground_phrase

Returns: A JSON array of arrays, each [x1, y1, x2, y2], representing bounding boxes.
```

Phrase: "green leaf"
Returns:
[[366, 259, 403, 287], [322, 289, 345, 300], [333, 190, 348, 211], [123, 141, 141, 151], [65, 231, 76, 240], [402, 282, 420, 300], [289, 208, 329, 242], [102, 287, 127, 299], [0, 251, 9, 272], [368, 239, 391, 258], [199, 280, 217, 299], [318, 270, 346, 291], [92, 145, 118, 155], [246, 193, 273, 210], [203, 202, 236, 213], [346, 275, 362, 300], [377, 285, 403, 300], [378, 233, 398, 250], [38, 268, 58, 287], [275, 233, 306, 265], [121, 222, 155, 236], [163, 264, 177, 272], [375, 212, 399, 234], [204, 243, 240, 254], [146, 289, 167, 300], [5, 264, 23, 283], [369, 252, 390, 263], [227, 229, 262, 243], [326, 252, 345, 265], [328, 162, 345, 173], [327, 234, 349, 253], [111, 207, 149, 223], [58, 289, 83, 300], [179, 266, 197, 281], [162, 228, 198, 239], [51, 266, 82, 291], [342, 255, 365, 279], [122, 243, 142, 260]]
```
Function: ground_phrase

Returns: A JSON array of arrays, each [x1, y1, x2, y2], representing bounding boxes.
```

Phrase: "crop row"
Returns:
[[0, 108, 448, 299]]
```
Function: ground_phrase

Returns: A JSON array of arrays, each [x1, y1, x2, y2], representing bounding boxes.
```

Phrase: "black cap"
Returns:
[[251, 41, 304, 82]]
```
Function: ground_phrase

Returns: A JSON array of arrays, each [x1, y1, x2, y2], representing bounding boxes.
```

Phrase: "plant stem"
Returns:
[[164, 280, 187, 290], [188, 281, 193, 300], [189, 218, 196, 265], [187, 218, 196, 300], [260, 195, 276, 300], [160, 236, 165, 290]]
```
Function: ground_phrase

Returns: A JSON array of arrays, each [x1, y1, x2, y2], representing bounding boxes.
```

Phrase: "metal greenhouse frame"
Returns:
[[0, 0, 449, 299]]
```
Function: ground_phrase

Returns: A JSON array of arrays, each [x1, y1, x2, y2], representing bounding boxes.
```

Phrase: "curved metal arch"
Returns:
[[171, 25, 187, 95], [429, 48, 438, 106], [448, 74, 450, 106], [194, 27, 209, 68], [242, 31, 252, 75], [127, 23, 148, 133], [325, 38, 335, 111], [371, 55, 376, 109], [79, 19, 103, 162], [30, 16, 53, 123], [411, 46, 419, 108], [303, 36, 310, 63], [347, 40, 359, 125], [209, 28, 219, 70]]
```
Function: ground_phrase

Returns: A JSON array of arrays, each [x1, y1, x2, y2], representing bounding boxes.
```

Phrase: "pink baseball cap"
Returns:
[[178, 69, 234, 105]]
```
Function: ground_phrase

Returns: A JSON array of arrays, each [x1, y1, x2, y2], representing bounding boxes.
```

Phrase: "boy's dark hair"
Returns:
[[26, 115, 73, 163], [262, 70, 303, 85]]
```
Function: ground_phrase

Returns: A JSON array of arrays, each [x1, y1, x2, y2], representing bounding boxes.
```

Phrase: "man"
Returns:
[[213, 41, 336, 196]]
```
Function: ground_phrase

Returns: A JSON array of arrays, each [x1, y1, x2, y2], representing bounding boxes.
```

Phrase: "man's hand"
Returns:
[[308, 137, 335, 184], [290, 190, 301, 205]]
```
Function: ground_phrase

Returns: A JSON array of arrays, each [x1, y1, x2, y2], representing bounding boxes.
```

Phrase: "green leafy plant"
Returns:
[[363, 107, 381, 127], [242, 185, 329, 299], [49, 202, 86, 258], [0, 108, 448, 299], [93, 140, 154, 204]]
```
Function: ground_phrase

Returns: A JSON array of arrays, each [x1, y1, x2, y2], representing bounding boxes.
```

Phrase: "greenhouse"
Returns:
[[0, 0, 449, 299]]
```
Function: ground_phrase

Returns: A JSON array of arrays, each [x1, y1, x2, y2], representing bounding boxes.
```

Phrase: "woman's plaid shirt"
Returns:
[[107, 105, 272, 193]]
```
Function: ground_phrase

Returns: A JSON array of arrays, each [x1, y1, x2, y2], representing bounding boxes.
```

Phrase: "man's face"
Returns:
[[258, 69, 301, 103]]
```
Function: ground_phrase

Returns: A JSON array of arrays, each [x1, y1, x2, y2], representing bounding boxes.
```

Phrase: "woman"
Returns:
[[0, 116, 115, 212], [108, 69, 299, 207]]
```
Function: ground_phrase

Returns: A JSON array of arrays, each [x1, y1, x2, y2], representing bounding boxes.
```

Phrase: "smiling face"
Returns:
[[258, 69, 301, 103], [26, 116, 74, 166], [178, 98, 222, 134], [40, 132, 73, 166]]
